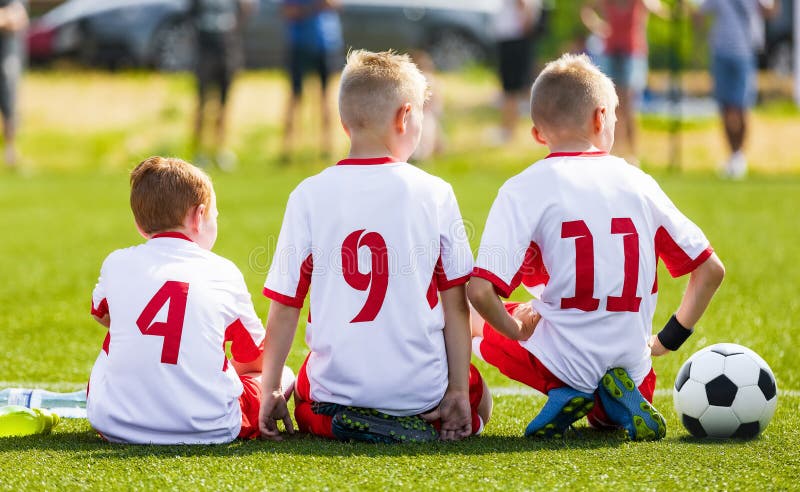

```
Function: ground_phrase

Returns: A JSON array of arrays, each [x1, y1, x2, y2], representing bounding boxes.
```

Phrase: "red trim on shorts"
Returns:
[[151, 232, 193, 242], [337, 157, 397, 166], [655, 227, 714, 277], [91, 298, 109, 318], [294, 355, 336, 439], [237, 374, 263, 439], [263, 254, 313, 308], [478, 303, 566, 394], [545, 151, 608, 159]]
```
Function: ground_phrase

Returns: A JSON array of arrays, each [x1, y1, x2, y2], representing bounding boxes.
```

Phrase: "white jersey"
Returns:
[[474, 152, 712, 393], [88, 233, 265, 444], [264, 157, 473, 416]]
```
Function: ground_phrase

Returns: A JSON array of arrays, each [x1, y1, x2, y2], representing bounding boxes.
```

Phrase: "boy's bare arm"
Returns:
[[259, 302, 301, 441], [467, 278, 533, 341], [426, 284, 472, 441], [651, 253, 725, 356]]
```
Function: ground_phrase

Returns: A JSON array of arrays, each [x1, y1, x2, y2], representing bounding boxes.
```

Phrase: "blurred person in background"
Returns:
[[281, 0, 343, 162], [410, 50, 444, 163], [581, 0, 666, 166], [190, 0, 255, 171], [691, 0, 778, 179], [0, 0, 27, 169], [491, 0, 542, 144]]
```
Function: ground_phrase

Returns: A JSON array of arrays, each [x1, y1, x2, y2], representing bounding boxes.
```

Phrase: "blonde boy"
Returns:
[[259, 50, 492, 443], [87, 157, 288, 444], [468, 54, 725, 440]]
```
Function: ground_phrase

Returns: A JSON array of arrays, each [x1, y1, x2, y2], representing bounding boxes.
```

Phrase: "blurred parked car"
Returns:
[[28, 0, 499, 71]]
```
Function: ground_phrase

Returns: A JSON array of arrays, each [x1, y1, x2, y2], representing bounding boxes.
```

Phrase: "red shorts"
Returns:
[[237, 374, 263, 439], [294, 354, 486, 439], [478, 302, 656, 428]]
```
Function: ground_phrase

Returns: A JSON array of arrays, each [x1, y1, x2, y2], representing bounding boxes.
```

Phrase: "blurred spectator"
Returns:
[[491, 0, 542, 144], [281, 0, 343, 162], [691, 0, 778, 179], [581, 0, 666, 166], [0, 0, 27, 169], [410, 51, 444, 163], [190, 0, 255, 171]]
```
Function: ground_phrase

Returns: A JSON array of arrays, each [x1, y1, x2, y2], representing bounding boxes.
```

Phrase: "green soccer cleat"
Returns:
[[331, 406, 439, 444], [524, 387, 595, 438], [598, 368, 666, 441]]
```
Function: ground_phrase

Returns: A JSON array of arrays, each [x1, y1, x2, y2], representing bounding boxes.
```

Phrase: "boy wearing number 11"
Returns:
[[468, 54, 725, 441], [259, 50, 492, 443]]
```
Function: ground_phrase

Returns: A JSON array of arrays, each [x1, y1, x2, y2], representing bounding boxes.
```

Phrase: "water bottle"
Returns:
[[0, 388, 86, 409], [0, 405, 60, 437]]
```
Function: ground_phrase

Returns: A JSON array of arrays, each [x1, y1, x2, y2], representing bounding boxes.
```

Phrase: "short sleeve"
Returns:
[[436, 185, 473, 289], [473, 186, 546, 298], [224, 271, 265, 363], [91, 258, 109, 318], [647, 177, 713, 277], [263, 189, 313, 308]]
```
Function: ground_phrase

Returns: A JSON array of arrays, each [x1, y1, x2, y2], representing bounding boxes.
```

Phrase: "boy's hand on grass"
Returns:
[[421, 390, 471, 441], [512, 303, 541, 341], [259, 391, 294, 441], [649, 335, 670, 357]]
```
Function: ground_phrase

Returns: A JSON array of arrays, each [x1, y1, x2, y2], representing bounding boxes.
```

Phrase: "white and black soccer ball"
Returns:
[[673, 343, 778, 439]]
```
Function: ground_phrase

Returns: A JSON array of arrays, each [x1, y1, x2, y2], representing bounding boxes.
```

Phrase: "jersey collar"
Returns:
[[151, 232, 194, 242], [545, 151, 608, 159], [336, 157, 397, 166]]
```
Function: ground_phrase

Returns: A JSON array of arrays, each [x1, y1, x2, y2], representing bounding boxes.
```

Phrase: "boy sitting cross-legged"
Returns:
[[87, 156, 292, 444], [468, 54, 725, 441], [259, 50, 492, 443]]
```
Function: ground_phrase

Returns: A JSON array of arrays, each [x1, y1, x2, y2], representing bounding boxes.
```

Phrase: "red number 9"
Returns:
[[341, 229, 389, 322]]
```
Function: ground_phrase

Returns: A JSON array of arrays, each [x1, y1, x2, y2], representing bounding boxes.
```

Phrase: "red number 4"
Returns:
[[136, 281, 189, 364], [560, 218, 642, 313]]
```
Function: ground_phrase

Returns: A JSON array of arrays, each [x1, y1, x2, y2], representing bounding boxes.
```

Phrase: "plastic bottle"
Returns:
[[0, 388, 86, 409], [0, 405, 61, 437]]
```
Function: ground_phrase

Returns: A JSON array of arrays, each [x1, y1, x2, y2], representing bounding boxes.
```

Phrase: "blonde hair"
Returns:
[[530, 53, 618, 133], [339, 49, 429, 131], [130, 156, 213, 235]]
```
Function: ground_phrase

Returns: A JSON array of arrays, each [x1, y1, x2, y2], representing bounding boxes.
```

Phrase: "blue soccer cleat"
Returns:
[[524, 387, 595, 438], [598, 367, 666, 441], [331, 406, 439, 444]]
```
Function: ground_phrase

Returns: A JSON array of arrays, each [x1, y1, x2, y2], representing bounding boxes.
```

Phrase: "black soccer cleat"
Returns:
[[331, 406, 439, 444]]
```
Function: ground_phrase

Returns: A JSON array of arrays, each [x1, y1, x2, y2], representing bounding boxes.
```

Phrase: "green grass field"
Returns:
[[1, 70, 799, 490]]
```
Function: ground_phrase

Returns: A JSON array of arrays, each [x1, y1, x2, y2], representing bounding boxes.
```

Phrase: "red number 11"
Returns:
[[560, 218, 642, 313]]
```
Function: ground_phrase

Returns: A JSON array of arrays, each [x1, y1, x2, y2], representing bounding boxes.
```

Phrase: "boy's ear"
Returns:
[[190, 204, 206, 233], [341, 118, 351, 137], [593, 106, 606, 135], [531, 126, 548, 145], [394, 103, 412, 133]]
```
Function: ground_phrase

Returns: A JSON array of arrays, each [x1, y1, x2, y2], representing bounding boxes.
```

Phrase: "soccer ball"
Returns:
[[673, 343, 778, 439]]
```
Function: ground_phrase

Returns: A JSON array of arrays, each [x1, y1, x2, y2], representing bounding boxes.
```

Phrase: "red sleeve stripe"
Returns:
[[263, 255, 313, 308], [224, 319, 262, 363], [655, 226, 714, 277], [101, 332, 110, 355], [472, 267, 514, 298], [91, 298, 109, 318], [438, 274, 471, 290]]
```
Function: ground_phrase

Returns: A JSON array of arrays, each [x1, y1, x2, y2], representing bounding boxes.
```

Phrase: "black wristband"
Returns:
[[657, 314, 694, 351]]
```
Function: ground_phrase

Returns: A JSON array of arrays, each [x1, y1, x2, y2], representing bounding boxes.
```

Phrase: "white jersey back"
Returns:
[[88, 234, 265, 444], [474, 153, 712, 393], [264, 158, 473, 416]]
